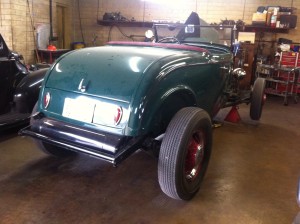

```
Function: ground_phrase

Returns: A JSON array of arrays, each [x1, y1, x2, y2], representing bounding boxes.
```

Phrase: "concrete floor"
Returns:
[[0, 96, 299, 224]]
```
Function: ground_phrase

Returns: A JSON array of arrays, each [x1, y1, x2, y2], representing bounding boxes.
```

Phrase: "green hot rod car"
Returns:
[[20, 19, 266, 200]]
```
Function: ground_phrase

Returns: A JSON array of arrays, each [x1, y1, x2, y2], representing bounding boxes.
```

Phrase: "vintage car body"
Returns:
[[0, 34, 49, 130], [23, 43, 230, 156], [20, 15, 266, 200]]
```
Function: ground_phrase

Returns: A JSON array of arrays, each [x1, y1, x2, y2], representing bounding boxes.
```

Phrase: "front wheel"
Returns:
[[158, 107, 212, 200], [30, 102, 76, 157], [250, 77, 266, 120]]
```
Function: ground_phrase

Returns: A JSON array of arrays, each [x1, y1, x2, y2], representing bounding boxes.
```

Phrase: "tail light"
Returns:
[[93, 103, 124, 127], [114, 107, 123, 125], [43, 92, 51, 109]]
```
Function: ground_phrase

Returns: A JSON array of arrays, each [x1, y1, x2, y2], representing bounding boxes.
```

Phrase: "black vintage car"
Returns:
[[0, 34, 49, 130]]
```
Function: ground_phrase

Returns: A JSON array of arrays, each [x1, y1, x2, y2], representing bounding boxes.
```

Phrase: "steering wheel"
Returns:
[[157, 37, 180, 44]]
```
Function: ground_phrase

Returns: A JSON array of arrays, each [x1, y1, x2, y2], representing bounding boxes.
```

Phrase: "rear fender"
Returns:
[[126, 63, 219, 136], [13, 68, 49, 113], [140, 87, 197, 137]]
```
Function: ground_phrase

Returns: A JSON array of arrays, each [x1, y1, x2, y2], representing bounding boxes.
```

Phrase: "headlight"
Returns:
[[232, 68, 246, 80]]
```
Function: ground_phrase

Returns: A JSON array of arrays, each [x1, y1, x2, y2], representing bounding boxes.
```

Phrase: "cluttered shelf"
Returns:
[[97, 20, 154, 28], [247, 6, 296, 34], [256, 53, 300, 105], [244, 25, 289, 33], [98, 20, 291, 34]]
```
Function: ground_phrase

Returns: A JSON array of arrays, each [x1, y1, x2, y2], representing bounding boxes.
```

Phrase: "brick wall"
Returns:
[[0, 0, 13, 48], [73, 0, 300, 47], [0, 0, 72, 64], [1, 0, 299, 63]]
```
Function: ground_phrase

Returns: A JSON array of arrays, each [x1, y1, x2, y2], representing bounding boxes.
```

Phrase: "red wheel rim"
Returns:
[[185, 130, 205, 181]]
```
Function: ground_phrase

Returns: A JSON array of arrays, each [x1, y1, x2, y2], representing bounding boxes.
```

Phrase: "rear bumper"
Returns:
[[19, 116, 144, 165]]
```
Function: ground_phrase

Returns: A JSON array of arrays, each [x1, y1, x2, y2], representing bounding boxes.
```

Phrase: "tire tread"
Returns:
[[158, 107, 212, 200]]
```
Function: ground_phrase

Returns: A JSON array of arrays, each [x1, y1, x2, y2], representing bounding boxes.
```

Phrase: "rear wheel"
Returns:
[[250, 77, 266, 120], [31, 102, 76, 157], [34, 140, 76, 157], [158, 107, 212, 200]]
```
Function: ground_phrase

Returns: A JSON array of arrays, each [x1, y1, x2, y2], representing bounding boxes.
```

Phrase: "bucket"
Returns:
[[72, 42, 85, 49], [47, 44, 57, 51]]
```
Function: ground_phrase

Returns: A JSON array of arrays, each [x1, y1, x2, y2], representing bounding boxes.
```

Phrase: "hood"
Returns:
[[45, 45, 191, 103]]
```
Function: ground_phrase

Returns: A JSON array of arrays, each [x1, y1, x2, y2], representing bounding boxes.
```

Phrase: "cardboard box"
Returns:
[[252, 13, 267, 25], [238, 32, 256, 44]]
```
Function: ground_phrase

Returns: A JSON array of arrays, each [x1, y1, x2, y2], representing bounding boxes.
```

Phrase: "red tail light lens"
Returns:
[[114, 107, 123, 125], [43, 92, 51, 109]]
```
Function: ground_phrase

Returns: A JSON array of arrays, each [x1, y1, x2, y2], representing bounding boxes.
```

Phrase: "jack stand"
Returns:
[[224, 106, 241, 123]]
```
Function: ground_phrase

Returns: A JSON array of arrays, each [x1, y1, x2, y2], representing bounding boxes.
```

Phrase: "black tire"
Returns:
[[250, 77, 266, 120], [158, 107, 212, 200], [31, 102, 75, 157]]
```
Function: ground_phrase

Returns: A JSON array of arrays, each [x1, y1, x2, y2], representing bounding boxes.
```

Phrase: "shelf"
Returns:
[[98, 22, 291, 34], [97, 20, 154, 28], [37, 49, 71, 64], [256, 62, 299, 105], [265, 77, 295, 84], [244, 25, 289, 33]]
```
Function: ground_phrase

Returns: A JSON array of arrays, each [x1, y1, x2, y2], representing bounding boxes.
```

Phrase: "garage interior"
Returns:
[[1, 0, 300, 223]]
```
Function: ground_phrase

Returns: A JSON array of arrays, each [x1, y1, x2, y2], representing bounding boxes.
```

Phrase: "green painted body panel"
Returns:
[[45, 46, 196, 103], [39, 44, 232, 137], [128, 55, 232, 136]]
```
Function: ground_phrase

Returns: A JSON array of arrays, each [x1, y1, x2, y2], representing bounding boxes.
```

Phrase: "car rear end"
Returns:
[[20, 45, 181, 164]]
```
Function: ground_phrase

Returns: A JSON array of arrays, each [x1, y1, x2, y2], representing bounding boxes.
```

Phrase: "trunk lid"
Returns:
[[45, 46, 180, 103]]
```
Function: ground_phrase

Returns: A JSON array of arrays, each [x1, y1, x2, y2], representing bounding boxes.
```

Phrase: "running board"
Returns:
[[0, 112, 30, 130]]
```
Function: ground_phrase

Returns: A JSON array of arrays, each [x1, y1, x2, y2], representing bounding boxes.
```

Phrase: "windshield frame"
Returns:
[[152, 24, 237, 47]]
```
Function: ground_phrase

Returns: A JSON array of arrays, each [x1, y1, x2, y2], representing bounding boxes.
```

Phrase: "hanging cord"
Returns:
[[9, 0, 14, 49], [77, 0, 85, 43], [26, 0, 40, 63], [97, 0, 99, 21], [72, 0, 75, 43], [143, 1, 145, 22], [242, 0, 246, 21], [108, 26, 113, 41], [108, 25, 134, 42], [94, 0, 100, 46], [25, 1, 28, 64]]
